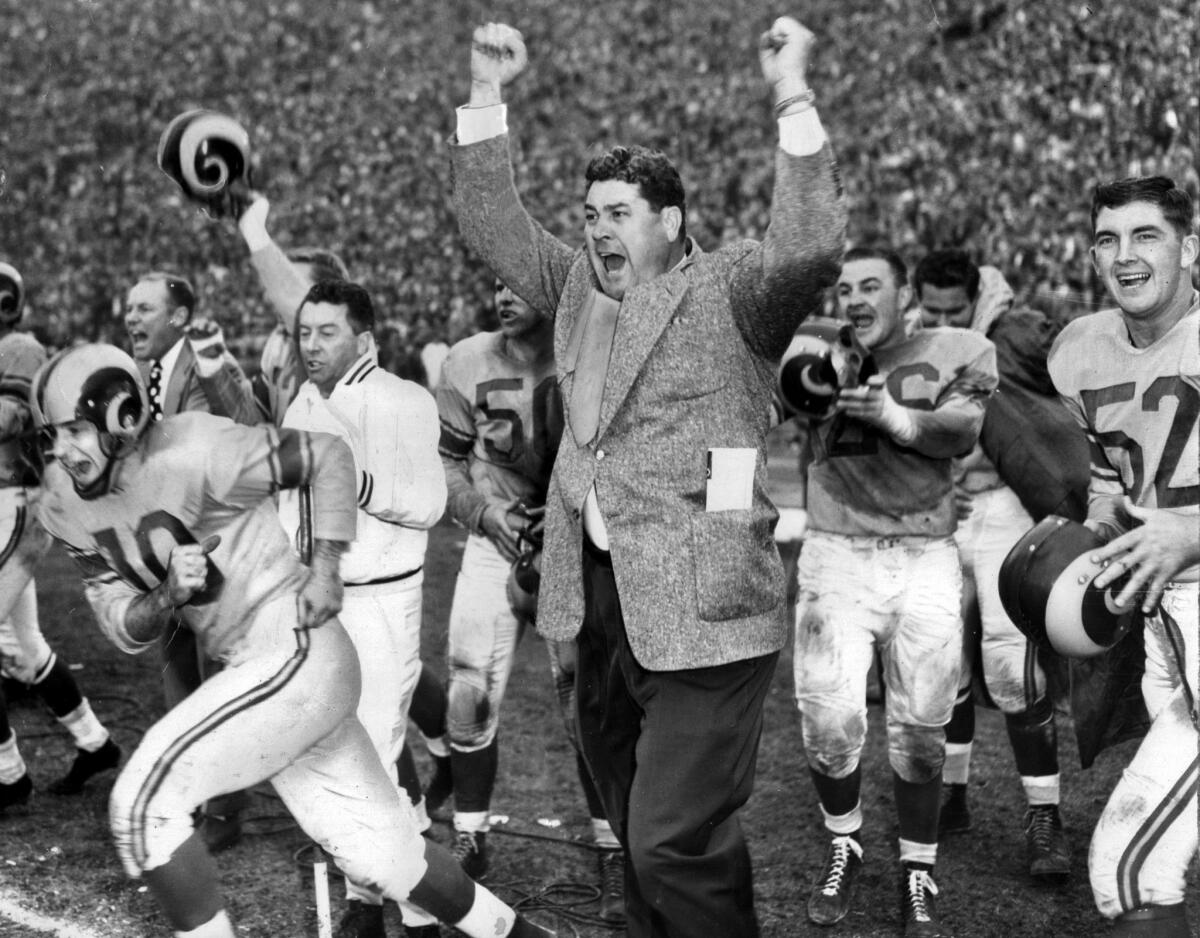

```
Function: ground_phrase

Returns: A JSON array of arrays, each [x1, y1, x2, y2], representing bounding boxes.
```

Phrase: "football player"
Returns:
[[30, 343, 553, 938], [1048, 175, 1198, 938], [0, 268, 120, 811], [435, 278, 624, 920], [792, 246, 997, 937], [914, 252, 1082, 883]]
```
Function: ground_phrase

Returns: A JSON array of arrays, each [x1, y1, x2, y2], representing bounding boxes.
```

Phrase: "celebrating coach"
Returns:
[[449, 15, 844, 937]]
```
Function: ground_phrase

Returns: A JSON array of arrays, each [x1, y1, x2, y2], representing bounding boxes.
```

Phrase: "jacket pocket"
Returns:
[[690, 507, 784, 622]]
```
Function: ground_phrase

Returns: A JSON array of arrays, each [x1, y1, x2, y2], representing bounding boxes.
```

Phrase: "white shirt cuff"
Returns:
[[778, 107, 827, 157], [456, 104, 508, 145]]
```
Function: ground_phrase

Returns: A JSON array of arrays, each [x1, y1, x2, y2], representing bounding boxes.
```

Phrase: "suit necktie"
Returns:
[[147, 359, 164, 422], [569, 291, 620, 446]]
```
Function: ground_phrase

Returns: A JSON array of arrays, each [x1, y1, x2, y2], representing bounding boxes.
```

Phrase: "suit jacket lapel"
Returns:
[[164, 342, 194, 416], [597, 267, 688, 435]]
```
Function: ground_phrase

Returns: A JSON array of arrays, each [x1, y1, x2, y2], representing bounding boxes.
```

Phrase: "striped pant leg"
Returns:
[[109, 608, 360, 877], [1089, 685, 1198, 917]]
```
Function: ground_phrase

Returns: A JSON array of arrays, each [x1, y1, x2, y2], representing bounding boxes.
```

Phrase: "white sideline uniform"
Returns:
[[1049, 298, 1199, 918], [279, 352, 445, 915]]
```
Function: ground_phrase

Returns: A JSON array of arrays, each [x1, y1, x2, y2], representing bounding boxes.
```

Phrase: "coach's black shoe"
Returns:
[[197, 811, 242, 853], [808, 834, 863, 925], [900, 864, 951, 938], [0, 772, 32, 812], [450, 829, 487, 880], [597, 848, 626, 923], [336, 900, 385, 938], [422, 754, 453, 816], [1024, 804, 1070, 882], [49, 738, 121, 795], [1112, 903, 1191, 937], [937, 783, 971, 836]]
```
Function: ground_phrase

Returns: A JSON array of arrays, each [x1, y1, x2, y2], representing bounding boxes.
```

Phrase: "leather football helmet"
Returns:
[[0, 262, 24, 327], [157, 109, 251, 217], [777, 317, 877, 421], [30, 344, 149, 446], [998, 515, 1141, 658]]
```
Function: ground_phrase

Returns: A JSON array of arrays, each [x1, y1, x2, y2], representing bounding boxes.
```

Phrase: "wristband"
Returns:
[[774, 88, 815, 116]]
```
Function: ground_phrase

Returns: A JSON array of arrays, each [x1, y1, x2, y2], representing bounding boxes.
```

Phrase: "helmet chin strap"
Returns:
[[74, 431, 120, 501]]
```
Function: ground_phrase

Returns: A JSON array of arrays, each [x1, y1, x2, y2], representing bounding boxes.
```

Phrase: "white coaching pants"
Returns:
[[109, 597, 428, 901], [954, 486, 1046, 712], [1089, 584, 1198, 918], [794, 531, 963, 783]]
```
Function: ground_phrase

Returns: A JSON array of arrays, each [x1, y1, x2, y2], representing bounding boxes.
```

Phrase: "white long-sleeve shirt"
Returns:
[[280, 352, 446, 583]]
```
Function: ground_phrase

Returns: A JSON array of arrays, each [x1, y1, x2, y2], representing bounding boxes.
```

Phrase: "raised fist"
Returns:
[[758, 16, 815, 96], [470, 23, 528, 105], [186, 317, 230, 377]]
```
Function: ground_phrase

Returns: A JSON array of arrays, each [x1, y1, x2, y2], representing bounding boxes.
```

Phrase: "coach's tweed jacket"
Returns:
[[451, 133, 844, 670], [138, 340, 259, 425]]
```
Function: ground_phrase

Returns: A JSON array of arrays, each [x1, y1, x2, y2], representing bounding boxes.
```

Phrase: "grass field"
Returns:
[[1, 449, 1196, 936]]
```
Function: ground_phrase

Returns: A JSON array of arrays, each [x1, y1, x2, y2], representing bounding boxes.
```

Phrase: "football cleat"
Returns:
[[449, 829, 488, 880], [808, 834, 863, 925], [900, 865, 951, 938], [403, 925, 442, 938], [509, 916, 557, 937], [937, 783, 971, 836], [0, 772, 32, 813], [1024, 805, 1070, 882], [597, 848, 626, 924], [49, 738, 121, 795]]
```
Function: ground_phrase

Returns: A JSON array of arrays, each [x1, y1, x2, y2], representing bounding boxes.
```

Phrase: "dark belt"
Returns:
[[345, 566, 423, 588]]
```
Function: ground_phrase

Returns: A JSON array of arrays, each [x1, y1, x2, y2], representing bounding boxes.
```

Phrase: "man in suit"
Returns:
[[124, 272, 258, 426], [124, 270, 259, 851], [450, 16, 844, 937]]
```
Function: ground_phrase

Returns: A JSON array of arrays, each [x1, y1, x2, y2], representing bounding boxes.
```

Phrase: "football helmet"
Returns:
[[777, 317, 877, 422], [998, 515, 1141, 658], [157, 109, 252, 217], [0, 262, 24, 326], [30, 343, 149, 446]]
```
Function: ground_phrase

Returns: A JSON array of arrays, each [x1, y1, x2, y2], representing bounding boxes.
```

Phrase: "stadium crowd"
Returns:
[[0, 3, 1196, 938]]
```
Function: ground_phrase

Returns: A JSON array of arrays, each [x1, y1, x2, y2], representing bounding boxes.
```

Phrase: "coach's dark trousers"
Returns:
[[576, 539, 777, 938]]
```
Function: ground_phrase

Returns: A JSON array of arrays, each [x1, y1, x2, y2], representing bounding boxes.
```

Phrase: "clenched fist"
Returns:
[[470, 23, 528, 107], [758, 16, 815, 102]]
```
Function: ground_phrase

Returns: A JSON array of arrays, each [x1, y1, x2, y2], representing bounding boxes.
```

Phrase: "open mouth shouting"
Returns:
[[127, 328, 150, 356], [1114, 271, 1151, 290]]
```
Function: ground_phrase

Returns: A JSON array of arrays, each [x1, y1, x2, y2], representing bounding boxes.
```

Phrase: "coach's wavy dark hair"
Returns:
[[585, 145, 687, 240], [298, 279, 375, 335], [1091, 176, 1194, 238], [912, 249, 980, 302], [843, 245, 909, 288]]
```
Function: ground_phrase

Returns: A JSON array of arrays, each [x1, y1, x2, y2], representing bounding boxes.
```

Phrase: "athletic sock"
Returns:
[[821, 803, 864, 839], [942, 742, 972, 787], [424, 733, 450, 760], [56, 699, 110, 752], [592, 817, 620, 849], [1020, 773, 1060, 807], [453, 882, 517, 938], [455, 810, 489, 834], [174, 909, 235, 938], [898, 838, 938, 868], [0, 731, 26, 784]]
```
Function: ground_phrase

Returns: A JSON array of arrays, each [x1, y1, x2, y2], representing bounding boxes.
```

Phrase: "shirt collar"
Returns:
[[157, 336, 186, 380]]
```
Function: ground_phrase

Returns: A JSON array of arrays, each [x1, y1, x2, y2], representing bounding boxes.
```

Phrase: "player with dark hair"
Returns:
[[30, 343, 553, 938], [277, 278, 448, 938], [451, 16, 844, 936], [912, 250, 1087, 884], [0, 290, 120, 810], [793, 245, 997, 936], [435, 277, 624, 921], [1049, 175, 1198, 938]]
